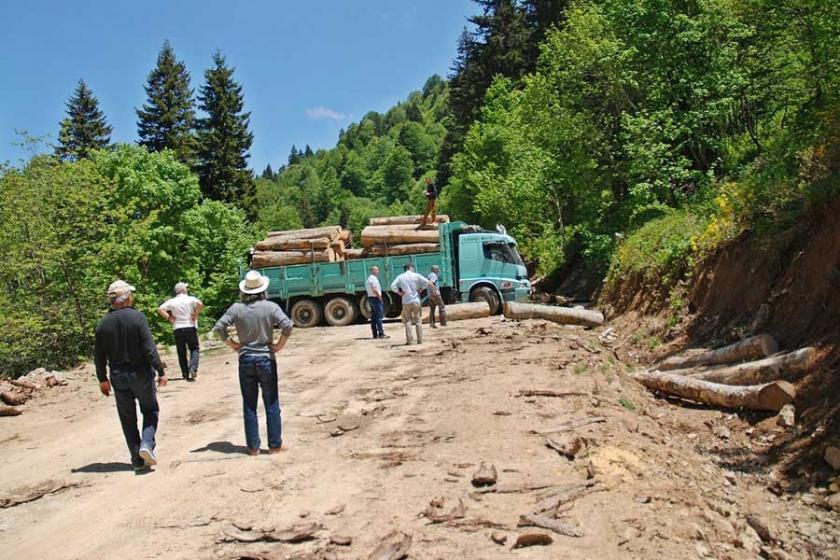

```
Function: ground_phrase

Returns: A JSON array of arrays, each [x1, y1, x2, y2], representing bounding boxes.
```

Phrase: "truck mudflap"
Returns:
[[499, 279, 531, 302]]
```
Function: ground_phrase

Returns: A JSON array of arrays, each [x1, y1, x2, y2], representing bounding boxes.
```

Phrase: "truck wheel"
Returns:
[[384, 292, 402, 318], [324, 297, 358, 327], [358, 294, 372, 320], [469, 286, 501, 314], [291, 299, 323, 328]]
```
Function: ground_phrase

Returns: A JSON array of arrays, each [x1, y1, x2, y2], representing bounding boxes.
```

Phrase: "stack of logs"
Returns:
[[634, 334, 816, 412], [348, 215, 449, 260], [251, 226, 352, 268]]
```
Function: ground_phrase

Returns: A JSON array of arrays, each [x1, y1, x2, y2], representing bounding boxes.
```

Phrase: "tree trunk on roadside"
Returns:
[[504, 302, 604, 327], [680, 348, 816, 385], [659, 334, 779, 370]]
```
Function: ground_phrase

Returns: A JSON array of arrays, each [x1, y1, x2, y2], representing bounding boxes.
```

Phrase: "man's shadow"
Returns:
[[190, 441, 250, 455], [71, 462, 133, 474]]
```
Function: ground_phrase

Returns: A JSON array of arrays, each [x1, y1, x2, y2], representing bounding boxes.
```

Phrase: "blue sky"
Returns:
[[0, 0, 475, 170]]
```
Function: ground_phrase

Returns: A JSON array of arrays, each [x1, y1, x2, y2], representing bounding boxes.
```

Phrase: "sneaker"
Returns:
[[190, 369, 198, 379], [138, 446, 157, 467]]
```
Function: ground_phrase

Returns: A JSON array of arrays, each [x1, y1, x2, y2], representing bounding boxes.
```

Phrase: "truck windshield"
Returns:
[[483, 241, 525, 266]]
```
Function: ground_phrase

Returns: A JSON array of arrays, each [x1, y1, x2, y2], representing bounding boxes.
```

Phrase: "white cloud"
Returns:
[[305, 106, 346, 121]]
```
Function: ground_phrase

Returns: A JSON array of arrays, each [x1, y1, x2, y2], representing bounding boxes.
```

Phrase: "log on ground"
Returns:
[[421, 302, 491, 324], [659, 334, 779, 370], [255, 236, 332, 251], [504, 302, 604, 327], [251, 250, 334, 268], [360, 224, 440, 247], [0, 405, 22, 416], [368, 215, 450, 226], [633, 370, 795, 411], [683, 347, 816, 385]]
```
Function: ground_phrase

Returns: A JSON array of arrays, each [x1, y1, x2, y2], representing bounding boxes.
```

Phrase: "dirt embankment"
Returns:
[[602, 196, 840, 488]]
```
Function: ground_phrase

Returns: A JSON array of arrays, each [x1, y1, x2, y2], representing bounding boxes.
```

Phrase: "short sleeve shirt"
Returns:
[[160, 294, 202, 330], [365, 274, 382, 297]]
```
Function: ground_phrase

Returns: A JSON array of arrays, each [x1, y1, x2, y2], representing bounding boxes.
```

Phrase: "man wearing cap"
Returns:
[[390, 263, 430, 345], [212, 270, 294, 456], [427, 265, 447, 328], [158, 282, 204, 382], [94, 280, 167, 472], [365, 265, 388, 339]]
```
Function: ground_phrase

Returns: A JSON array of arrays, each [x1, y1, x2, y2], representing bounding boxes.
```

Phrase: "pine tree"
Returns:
[[55, 80, 112, 160], [522, 0, 569, 66], [196, 52, 254, 204], [288, 145, 302, 165], [261, 163, 275, 179], [136, 41, 197, 165], [303, 144, 314, 158]]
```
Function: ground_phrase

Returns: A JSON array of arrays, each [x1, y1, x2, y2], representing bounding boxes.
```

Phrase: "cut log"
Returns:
[[344, 248, 365, 260], [360, 225, 440, 247], [503, 302, 604, 327], [684, 348, 816, 385], [338, 229, 353, 247], [0, 391, 29, 406], [361, 243, 440, 257], [633, 370, 795, 411], [255, 236, 332, 251], [421, 302, 491, 324], [0, 406, 22, 417], [267, 225, 341, 239], [659, 334, 779, 370], [8, 379, 40, 391], [251, 250, 334, 268], [330, 240, 346, 256], [369, 215, 450, 226]]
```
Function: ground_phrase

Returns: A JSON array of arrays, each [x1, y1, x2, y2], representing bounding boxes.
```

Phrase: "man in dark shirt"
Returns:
[[420, 177, 438, 226], [95, 280, 167, 472]]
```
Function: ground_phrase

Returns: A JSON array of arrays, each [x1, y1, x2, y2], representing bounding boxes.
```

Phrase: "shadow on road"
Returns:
[[71, 462, 133, 473], [190, 441, 249, 455]]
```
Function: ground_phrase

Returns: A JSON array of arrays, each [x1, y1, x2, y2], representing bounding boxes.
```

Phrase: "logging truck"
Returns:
[[249, 221, 531, 328]]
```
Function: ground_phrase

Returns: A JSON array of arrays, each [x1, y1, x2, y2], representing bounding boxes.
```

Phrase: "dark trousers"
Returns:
[[369, 297, 385, 338], [174, 327, 200, 378], [110, 366, 159, 467], [238, 354, 282, 450], [429, 293, 447, 327]]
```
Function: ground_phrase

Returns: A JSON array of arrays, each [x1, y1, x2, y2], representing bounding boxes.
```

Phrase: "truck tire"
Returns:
[[324, 296, 358, 327], [291, 299, 323, 328], [469, 286, 501, 314], [358, 294, 372, 320], [384, 292, 402, 319]]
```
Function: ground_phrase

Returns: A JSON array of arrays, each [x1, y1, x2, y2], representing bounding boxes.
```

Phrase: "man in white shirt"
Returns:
[[158, 282, 204, 382], [365, 266, 388, 339], [427, 265, 446, 328], [390, 263, 430, 345]]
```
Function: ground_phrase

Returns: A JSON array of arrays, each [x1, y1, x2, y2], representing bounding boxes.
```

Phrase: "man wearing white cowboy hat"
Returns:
[[212, 270, 294, 455], [94, 279, 167, 472]]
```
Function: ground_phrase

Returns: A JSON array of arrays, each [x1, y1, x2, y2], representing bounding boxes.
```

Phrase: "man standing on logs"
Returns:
[[212, 271, 293, 456], [427, 265, 446, 328], [391, 263, 430, 345], [366, 266, 388, 339], [158, 282, 203, 382], [94, 280, 167, 473], [420, 177, 438, 226]]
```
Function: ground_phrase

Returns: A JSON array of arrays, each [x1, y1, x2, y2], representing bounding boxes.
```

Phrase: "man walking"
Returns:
[[391, 263, 430, 345], [427, 265, 447, 328], [420, 177, 438, 226], [94, 280, 167, 473], [158, 282, 203, 382], [366, 266, 388, 339], [212, 271, 293, 456]]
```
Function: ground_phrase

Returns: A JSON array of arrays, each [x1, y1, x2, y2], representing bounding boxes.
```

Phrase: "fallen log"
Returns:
[[267, 225, 341, 239], [504, 302, 604, 327], [9, 378, 40, 391], [633, 370, 795, 411], [0, 405, 22, 417], [422, 302, 491, 324], [361, 243, 440, 257], [517, 390, 589, 398], [251, 249, 335, 268], [513, 533, 553, 548], [518, 514, 581, 538], [369, 215, 450, 226], [658, 334, 779, 370], [361, 224, 440, 247], [0, 391, 29, 406], [684, 348, 816, 385], [532, 480, 602, 515], [255, 236, 332, 251]]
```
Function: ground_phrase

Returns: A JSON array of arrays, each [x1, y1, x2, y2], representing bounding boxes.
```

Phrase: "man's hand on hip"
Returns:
[[99, 381, 111, 397], [157, 375, 167, 388]]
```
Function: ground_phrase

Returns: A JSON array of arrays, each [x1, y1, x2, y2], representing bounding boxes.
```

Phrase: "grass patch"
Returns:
[[618, 396, 636, 411]]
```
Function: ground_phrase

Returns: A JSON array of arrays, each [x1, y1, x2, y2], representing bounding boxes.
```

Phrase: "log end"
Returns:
[[757, 381, 796, 412]]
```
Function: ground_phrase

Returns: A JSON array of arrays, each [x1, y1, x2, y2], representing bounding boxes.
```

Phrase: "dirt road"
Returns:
[[0, 317, 836, 559]]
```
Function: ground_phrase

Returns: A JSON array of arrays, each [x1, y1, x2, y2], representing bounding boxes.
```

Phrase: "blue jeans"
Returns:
[[369, 297, 385, 338], [110, 366, 159, 466], [238, 354, 282, 450]]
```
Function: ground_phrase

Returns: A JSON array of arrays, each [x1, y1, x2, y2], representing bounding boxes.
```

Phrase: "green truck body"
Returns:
[[251, 221, 531, 327]]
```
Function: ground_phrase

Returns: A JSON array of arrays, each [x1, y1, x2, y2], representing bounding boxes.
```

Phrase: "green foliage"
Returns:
[[0, 146, 253, 377], [55, 80, 112, 160], [196, 52, 254, 205], [137, 41, 197, 167]]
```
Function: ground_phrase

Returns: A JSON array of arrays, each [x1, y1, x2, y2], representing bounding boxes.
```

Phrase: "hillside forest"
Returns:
[[1, 0, 837, 377]]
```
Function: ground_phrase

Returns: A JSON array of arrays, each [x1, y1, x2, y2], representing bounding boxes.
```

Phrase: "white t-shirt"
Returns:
[[365, 274, 382, 298], [427, 271, 441, 296], [390, 271, 430, 305], [161, 293, 202, 330]]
